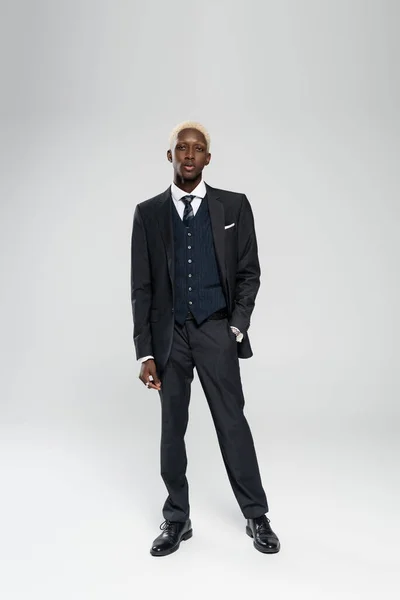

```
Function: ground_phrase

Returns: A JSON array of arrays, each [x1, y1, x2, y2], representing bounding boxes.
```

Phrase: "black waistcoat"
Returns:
[[172, 194, 227, 326]]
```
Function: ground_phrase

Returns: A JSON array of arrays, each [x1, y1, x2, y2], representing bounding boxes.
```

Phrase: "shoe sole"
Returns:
[[150, 528, 193, 557], [246, 526, 280, 554]]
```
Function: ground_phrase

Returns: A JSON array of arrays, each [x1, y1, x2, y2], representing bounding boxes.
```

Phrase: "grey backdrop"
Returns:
[[0, 1, 399, 599]]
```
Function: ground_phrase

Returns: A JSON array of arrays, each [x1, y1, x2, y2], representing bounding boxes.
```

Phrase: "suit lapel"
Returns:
[[205, 183, 227, 284], [157, 186, 175, 288], [157, 183, 227, 292]]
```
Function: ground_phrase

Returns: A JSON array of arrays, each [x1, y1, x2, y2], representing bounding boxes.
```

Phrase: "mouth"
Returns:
[[183, 164, 195, 172]]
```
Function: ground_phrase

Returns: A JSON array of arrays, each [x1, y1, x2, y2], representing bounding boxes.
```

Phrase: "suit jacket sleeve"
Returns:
[[131, 204, 153, 360], [230, 194, 261, 335]]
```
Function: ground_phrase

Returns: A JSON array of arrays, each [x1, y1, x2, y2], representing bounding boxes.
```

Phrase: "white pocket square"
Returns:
[[224, 223, 235, 229]]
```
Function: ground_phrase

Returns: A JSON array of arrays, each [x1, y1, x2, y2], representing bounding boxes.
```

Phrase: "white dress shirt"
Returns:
[[138, 179, 242, 363], [170, 179, 206, 217]]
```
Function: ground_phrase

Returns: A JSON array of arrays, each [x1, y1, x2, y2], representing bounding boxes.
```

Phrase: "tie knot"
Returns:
[[181, 194, 195, 205]]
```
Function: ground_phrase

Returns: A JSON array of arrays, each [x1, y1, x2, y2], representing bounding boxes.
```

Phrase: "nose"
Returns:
[[185, 147, 195, 160]]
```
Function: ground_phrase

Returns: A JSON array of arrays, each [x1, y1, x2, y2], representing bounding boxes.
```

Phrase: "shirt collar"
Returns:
[[171, 179, 207, 202]]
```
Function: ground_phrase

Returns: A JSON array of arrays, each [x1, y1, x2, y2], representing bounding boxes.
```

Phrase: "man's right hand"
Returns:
[[139, 359, 161, 391]]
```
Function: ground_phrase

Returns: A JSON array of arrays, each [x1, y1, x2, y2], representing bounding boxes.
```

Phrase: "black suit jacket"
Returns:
[[130, 182, 261, 374]]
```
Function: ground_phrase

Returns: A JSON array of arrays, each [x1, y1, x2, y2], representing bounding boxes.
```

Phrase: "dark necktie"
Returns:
[[181, 195, 195, 227]]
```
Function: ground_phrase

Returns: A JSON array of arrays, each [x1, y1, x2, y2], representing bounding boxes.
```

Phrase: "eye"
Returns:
[[196, 147, 204, 152]]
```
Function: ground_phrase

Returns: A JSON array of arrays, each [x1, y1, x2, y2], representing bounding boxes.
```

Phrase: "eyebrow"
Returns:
[[176, 140, 206, 146]]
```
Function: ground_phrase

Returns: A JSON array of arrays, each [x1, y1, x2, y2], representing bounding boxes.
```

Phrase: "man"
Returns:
[[130, 121, 280, 557]]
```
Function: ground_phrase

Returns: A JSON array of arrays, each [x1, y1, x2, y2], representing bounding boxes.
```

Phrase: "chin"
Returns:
[[179, 171, 199, 182]]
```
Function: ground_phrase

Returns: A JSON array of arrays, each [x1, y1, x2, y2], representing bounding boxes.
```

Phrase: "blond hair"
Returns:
[[169, 121, 211, 152]]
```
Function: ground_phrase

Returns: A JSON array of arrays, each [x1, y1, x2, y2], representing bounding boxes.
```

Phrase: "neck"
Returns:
[[173, 174, 202, 193]]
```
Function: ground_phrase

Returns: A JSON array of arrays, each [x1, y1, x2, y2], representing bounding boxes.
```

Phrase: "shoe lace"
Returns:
[[160, 520, 179, 536], [257, 516, 271, 534]]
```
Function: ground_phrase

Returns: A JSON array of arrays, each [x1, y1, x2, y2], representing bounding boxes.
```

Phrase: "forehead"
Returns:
[[175, 128, 207, 145]]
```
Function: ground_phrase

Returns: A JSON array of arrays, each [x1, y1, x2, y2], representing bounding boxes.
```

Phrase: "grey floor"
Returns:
[[1, 363, 398, 600]]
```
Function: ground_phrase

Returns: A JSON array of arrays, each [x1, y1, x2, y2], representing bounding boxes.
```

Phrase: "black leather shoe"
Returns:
[[246, 515, 280, 553], [150, 519, 193, 557]]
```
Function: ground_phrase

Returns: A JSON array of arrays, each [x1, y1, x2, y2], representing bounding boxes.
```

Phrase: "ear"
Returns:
[[167, 149, 172, 162], [205, 153, 211, 166]]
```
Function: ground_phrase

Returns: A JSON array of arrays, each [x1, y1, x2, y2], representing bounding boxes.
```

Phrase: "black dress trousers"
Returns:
[[158, 313, 269, 522]]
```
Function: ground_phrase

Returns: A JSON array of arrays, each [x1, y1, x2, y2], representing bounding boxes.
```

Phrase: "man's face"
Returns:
[[167, 128, 211, 182]]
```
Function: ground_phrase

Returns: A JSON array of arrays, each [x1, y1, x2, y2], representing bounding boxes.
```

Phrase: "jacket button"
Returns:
[[171, 308, 174, 313]]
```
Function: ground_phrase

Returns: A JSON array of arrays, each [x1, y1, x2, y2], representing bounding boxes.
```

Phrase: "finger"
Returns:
[[146, 381, 160, 390], [140, 378, 159, 388], [146, 377, 161, 389], [149, 371, 161, 387]]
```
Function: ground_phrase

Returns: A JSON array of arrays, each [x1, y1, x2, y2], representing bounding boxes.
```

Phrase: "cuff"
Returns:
[[230, 326, 244, 343]]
